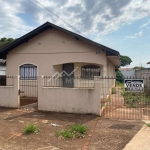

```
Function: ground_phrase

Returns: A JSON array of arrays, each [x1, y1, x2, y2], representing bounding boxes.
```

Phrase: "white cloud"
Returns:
[[140, 20, 150, 29], [125, 30, 143, 39], [0, 0, 35, 38], [0, 0, 150, 41]]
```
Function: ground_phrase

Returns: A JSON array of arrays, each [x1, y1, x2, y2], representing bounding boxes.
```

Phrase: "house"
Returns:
[[119, 68, 135, 78], [0, 22, 120, 115]]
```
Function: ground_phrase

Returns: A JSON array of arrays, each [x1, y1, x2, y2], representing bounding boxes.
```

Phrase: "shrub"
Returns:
[[116, 70, 124, 83], [23, 124, 40, 134]]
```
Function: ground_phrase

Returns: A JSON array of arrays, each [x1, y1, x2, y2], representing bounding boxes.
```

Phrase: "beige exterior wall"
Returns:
[[0, 76, 19, 108], [38, 76, 101, 115], [6, 28, 107, 76]]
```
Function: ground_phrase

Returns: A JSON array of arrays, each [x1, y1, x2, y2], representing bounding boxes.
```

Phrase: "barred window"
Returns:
[[81, 65, 100, 79], [20, 64, 37, 80]]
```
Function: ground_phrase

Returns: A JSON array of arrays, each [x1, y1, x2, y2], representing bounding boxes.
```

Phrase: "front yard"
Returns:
[[0, 107, 143, 150]]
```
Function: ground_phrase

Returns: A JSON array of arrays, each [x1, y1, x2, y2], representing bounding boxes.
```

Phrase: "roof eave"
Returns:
[[0, 21, 120, 59]]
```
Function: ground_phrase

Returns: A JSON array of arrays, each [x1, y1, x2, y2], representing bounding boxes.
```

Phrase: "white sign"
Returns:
[[124, 79, 144, 92]]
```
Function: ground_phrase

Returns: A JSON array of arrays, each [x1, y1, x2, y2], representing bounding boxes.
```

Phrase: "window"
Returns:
[[81, 65, 100, 79], [20, 64, 37, 80]]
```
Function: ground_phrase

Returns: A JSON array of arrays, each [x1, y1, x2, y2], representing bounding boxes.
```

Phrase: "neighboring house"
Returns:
[[135, 68, 150, 88], [0, 22, 120, 115], [0, 59, 6, 75], [135, 68, 150, 78], [119, 68, 135, 78]]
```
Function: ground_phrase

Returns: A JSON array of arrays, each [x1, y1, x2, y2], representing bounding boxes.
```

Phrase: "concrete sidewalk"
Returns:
[[123, 121, 150, 150]]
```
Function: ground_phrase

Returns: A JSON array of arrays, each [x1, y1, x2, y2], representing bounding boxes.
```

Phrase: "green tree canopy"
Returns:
[[0, 37, 15, 50], [120, 55, 132, 67], [116, 70, 124, 83]]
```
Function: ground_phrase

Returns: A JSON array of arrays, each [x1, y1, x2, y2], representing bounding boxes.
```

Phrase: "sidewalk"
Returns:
[[123, 121, 150, 150]]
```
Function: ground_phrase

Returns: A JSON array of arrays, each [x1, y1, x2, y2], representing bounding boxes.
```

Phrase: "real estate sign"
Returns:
[[124, 79, 144, 92]]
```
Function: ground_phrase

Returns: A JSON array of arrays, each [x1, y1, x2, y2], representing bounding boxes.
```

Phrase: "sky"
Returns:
[[0, 0, 150, 68]]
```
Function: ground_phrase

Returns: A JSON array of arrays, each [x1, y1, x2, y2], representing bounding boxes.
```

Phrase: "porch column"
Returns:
[[13, 75, 20, 108], [101, 66, 109, 99], [37, 75, 44, 111]]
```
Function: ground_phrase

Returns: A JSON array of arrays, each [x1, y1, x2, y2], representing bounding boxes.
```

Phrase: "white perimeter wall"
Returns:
[[0, 76, 19, 108], [38, 76, 101, 115]]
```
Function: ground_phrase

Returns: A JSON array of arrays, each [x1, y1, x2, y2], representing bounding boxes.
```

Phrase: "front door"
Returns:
[[63, 63, 74, 88]]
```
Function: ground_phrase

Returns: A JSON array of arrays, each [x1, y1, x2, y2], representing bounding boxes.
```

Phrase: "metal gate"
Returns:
[[19, 64, 38, 106], [101, 77, 150, 120]]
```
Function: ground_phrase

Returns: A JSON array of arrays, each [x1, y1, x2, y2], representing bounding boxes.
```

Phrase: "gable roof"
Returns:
[[0, 22, 120, 59]]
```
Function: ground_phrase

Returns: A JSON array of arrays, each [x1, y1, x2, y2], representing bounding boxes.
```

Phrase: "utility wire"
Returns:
[[27, 0, 87, 38]]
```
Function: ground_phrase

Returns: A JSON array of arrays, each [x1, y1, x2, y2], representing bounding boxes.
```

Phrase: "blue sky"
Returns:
[[0, 0, 150, 68]]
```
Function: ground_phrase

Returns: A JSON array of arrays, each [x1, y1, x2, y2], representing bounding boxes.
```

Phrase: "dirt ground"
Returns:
[[20, 99, 37, 106], [0, 107, 143, 150]]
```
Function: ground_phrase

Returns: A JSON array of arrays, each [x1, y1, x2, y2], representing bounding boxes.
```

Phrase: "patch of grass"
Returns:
[[56, 124, 88, 139], [121, 91, 150, 108], [116, 81, 124, 88], [23, 124, 40, 134], [70, 124, 88, 138], [112, 87, 116, 94], [56, 130, 73, 139], [146, 123, 150, 127]]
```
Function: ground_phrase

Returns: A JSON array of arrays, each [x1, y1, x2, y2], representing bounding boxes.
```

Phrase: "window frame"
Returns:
[[81, 65, 100, 79], [20, 64, 37, 80]]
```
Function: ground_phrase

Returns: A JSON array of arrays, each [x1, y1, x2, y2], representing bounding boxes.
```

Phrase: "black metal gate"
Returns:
[[19, 64, 38, 106], [101, 77, 150, 120]]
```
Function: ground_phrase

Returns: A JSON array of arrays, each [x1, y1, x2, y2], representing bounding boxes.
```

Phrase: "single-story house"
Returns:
[[0, 22, 120, 115]]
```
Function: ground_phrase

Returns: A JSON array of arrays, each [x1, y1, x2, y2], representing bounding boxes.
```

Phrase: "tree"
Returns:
[[116, 70, 124, 83], [120, 55, 132, 67], [0, 37, 6, 42], [0, 37, 15, 50]]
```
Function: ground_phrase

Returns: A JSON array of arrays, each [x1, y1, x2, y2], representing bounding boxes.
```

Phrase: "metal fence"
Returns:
[[101, 76, 150, 120], [19, 77, 38, 98], [0, 76, 14, 86], [43, 76, 95, 88]]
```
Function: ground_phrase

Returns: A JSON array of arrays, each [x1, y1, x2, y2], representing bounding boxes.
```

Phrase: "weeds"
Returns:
[[56, 130, 73, 139], [56, 124, 88, 139], [23, 124, 40, 134], [116, 81, 124, 88], [146, 123, 150, 127], [112, 87, 116, 94], [121, 91, 150, 108]]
